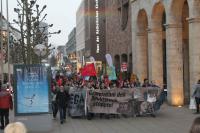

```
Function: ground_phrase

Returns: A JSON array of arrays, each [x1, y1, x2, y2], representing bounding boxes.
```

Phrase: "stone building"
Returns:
[[66, 28, 77, 72], [66, 28, 76, 60], [131, 0, 200, 106], [84, 0, 106, 62], [76, 0, 106, 73], [76, 0, 86, 67], [105, 0, 132, 73]]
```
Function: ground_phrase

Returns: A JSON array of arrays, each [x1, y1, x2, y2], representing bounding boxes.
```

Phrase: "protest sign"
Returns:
[[69, 88, 86, 117], [67, 87, 162, 117], [87, 89, 133, 114]]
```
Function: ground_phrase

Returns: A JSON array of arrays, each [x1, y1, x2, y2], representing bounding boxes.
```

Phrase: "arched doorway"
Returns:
[[162, 11, 167, 89], [136, 9, 148, 82], [129, 53, 132, 73], [167, 0, 190, 105], [182, 1, 190, 104], [150, 2, 166, 87], [121, 54, 127, 63], [114, 55, 120, 73], [189, 0, 200, 104]]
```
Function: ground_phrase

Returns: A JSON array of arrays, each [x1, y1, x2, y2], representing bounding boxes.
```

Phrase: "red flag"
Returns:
[[81, 63, 97, 76]]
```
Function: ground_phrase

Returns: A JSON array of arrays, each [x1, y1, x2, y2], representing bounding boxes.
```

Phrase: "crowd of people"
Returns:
[[0, 72, 199, 132], [50, 73, 166, 123]]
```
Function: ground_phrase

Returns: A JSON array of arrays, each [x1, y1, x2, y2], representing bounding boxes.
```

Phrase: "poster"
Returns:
[[68, 88, 86, 117], [14, 65, 50, 115]]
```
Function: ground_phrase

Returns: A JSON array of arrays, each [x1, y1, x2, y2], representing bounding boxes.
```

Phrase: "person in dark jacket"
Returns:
[[56, 85, 69, 124], [192, 80, 200, 114], [0, 84, 13, 129]]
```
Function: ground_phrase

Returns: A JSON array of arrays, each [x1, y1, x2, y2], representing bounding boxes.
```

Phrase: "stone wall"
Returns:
[[105, 0, 132, 72], [131, 0, 200, 106]]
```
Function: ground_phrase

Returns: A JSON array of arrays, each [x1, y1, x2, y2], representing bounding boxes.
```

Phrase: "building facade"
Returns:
[[76, 0, 106, 72], [105, 0, 132, 74], [131, 0, 200, 106], [66, 28, 77, 72], [76, 0, 86, 69], [84, 0, 106, 62]]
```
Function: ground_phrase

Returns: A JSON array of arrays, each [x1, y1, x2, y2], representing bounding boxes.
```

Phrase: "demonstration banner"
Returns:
[[87, 89, 134, 114], [69, 88, 86, 117], [86, 87, 162, 115], [14, 65, 50, 115]]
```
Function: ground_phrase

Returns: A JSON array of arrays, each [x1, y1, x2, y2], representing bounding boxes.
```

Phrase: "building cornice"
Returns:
[[186, 17, 200, 23], [164, 23, 182, 29], [147, 28, 162, 33]]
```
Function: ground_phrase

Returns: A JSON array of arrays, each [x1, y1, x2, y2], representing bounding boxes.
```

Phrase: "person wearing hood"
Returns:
[[192, 80, 200, 114], [0, 84, 13, 129]]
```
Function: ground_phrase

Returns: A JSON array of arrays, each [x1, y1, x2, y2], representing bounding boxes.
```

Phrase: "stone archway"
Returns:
[[114, 55, 120, 73], [129, 53, 132, 73], [166, 0, 190, 105], [121, 54, 128, 63], [136, 9, 148, 82], [149, 2, 166, 87], [182, 1, 190, 104], [189, 0, 200, 108]]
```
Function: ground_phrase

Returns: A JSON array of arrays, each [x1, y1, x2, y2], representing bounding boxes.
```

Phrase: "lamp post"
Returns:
[[0, 0, 3, 85], [33, 43, 47, 64], [6, 0, 10, 84]]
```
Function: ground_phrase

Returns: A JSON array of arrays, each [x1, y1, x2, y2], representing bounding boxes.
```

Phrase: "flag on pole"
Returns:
[[81, 63, 97, 76], [106, 65, 117, 80]]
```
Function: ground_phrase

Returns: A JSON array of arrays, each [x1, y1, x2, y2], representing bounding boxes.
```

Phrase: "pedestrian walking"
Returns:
[[192, 80, 200, 114], [56, 85, 69, 124], [51, 85, 58, 119], [0, 84, 13, 129]]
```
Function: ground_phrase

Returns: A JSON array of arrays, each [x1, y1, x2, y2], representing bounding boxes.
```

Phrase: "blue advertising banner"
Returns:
[[14, 65, 50, 115]]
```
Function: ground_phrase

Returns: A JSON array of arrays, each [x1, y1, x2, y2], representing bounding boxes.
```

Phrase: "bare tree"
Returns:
[[13, 0, 60, 64]]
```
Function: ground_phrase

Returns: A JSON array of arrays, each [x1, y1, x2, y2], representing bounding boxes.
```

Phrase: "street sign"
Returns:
[[121, 62, 127, 72]]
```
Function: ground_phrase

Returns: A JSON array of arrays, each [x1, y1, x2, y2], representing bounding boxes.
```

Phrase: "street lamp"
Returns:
[[33, 43, 47, 64]]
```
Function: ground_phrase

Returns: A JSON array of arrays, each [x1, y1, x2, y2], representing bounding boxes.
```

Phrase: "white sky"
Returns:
[[6, 0, 82, 47]]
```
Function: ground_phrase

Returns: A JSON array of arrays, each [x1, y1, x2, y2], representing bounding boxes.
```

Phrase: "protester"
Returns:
[[51, 84, 58, 119], [100, 82, 106, 90], [142, 78, 151, 87], [56, 85, 69, 124], [0, 84, 13, 129], [142, 79, 151, 100], [4, 122, 27, 133], [192, 80, 200, 114], [190, 117, 200, 133], [134, 78, 141, 87]]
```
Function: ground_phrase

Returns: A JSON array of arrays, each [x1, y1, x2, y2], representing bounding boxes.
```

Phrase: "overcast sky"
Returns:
[[7, 0, 82, 47]]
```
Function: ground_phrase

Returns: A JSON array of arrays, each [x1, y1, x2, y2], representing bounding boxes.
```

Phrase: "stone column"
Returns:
[[165, 23, 184, 106], [135, 32, 148, 82], [188, 17, 200, 109], [148, 28, 163, 87]]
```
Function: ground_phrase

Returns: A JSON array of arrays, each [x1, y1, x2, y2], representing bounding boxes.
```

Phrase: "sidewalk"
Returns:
[[0, 104, 197, 133]]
